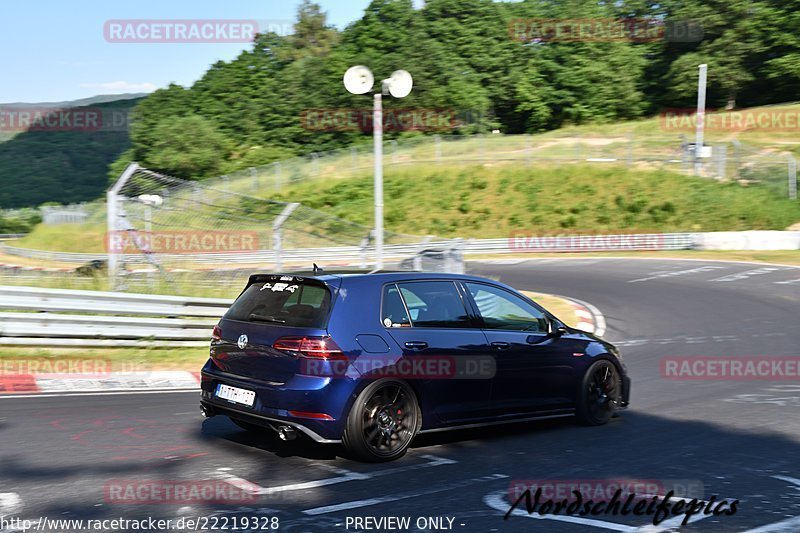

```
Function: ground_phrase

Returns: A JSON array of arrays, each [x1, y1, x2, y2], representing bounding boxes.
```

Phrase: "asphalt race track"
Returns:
[[2, 258, 800, 532]]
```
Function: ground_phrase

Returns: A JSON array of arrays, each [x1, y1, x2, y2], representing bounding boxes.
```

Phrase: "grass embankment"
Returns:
[[12, 162, 800, 252], [274, 164, 800, 238], [12, 102, 800, 254]]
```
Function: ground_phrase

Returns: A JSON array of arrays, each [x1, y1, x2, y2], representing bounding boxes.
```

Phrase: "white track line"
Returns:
[[0, 492, 22, 516], [772, 474, 800, 488], [740, 516, 800, 533], [0, 388, 197, 399], [220, 454, 456, 495], [303, 473, 507, 515]]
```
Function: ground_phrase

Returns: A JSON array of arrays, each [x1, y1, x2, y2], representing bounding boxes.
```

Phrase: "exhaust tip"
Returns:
[[200, 404, 215, 418], [277, 425, 297, 441]]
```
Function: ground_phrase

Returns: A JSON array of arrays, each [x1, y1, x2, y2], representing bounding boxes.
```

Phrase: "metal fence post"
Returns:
[[107, 189, 118, 290], [789, 157, 797, 200], [311, 152, 320, 177], [434, 135, 442, 163], [273, 162, 281, 192], [680, 134, 690, 173], [107, 162, 139, 291], [627, 133, 634, 167], [716, 144, 727, 180], [272, 203, 300, 272], [359, 233, 371, 269], [526, 134, 533, 165]]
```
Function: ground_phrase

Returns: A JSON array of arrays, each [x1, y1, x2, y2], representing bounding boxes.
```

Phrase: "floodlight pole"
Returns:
[[374, 92, 384, 270], [695, 64, 708, 175]]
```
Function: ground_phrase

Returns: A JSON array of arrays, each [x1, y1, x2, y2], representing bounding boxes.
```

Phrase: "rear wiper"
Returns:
[[248, 313, 286, 324]]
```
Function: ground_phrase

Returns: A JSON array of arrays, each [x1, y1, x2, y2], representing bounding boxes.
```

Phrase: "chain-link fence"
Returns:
[[201, 134, 797, 201], [1, 133, 796, 294], [105, 163, 463, 291]]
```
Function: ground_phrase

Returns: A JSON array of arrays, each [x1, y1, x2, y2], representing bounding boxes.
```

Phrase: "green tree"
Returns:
[[146, 115, 232, 179]]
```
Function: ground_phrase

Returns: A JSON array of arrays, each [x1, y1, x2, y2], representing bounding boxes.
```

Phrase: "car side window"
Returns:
[[381, 284, 411, 327], [465, 282, 548, 332], [394, 281, 472, 329]]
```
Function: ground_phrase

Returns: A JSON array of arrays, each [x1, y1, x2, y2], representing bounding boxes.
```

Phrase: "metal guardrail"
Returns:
[[0, 233, 696, 265], [0, 286, 230, 347]]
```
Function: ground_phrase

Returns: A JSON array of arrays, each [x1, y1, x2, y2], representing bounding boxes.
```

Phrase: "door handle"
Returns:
[[491, 341, 511, 351], [404, 341, 428, 350]]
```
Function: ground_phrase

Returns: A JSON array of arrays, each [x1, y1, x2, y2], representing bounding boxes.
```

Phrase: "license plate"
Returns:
[[215, 384, 256, 407]]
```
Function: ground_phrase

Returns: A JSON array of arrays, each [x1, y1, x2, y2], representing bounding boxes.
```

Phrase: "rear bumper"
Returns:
[[200, 359, 357, 442], [200, 401, 340, 443]]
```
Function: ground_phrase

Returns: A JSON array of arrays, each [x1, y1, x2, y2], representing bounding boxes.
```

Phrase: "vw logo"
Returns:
[[237, 334, 248, 350]]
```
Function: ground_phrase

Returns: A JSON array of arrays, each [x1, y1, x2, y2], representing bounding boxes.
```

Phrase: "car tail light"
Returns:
[[273, 336, 344, 359], [288, 410, 334, 420], [212, 325, 222, 341]]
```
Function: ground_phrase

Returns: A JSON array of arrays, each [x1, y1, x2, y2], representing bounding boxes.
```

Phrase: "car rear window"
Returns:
[[225, 278, 332, 328]]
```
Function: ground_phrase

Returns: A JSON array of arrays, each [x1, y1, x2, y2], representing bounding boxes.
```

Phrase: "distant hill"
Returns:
[[0, 93, 147, 109], [0, 96, 144, 208]]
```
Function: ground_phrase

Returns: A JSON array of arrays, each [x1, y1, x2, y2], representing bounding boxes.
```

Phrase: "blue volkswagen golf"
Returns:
[[200, 272, 630, 462]]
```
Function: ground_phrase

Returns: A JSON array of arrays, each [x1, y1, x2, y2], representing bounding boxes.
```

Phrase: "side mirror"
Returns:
[[547, 318, 567, 336]]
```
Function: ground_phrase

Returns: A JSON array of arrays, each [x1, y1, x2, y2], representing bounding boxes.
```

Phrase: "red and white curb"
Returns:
[[563, 296, 607, 337], [0, 371, 201, 395]]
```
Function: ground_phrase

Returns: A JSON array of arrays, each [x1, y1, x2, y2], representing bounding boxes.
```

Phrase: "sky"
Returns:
[[1, 0, 425, 103]]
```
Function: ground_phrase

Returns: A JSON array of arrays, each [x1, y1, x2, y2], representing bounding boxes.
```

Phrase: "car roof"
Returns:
[[248, 271, 496, 285]]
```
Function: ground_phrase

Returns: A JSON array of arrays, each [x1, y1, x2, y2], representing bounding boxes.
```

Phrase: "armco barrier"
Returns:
[[0, 231, 797, 269], [0, 286, 230, 347], [0, 233, 696, 265], [694, 231, 800, 251]]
